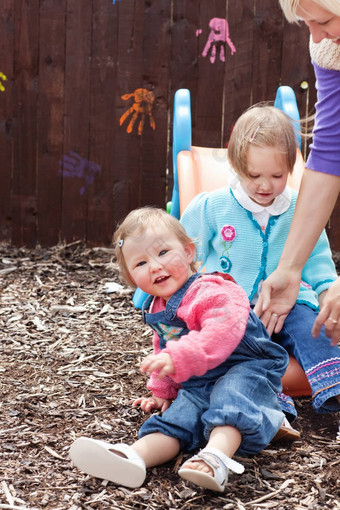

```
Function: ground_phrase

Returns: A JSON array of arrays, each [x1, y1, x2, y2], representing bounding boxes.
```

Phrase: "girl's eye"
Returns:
[[159, 249, 168, 256], [274, 175, 283, 179], [136, 260, 146, 267]]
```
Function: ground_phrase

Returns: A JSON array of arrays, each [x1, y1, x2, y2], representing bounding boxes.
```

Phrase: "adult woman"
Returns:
[[255, 0, 340, 346]]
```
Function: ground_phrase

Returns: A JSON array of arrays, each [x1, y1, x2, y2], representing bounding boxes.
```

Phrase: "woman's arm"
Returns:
[[255, 169, 340, 335], [274, 169, 339, 273]]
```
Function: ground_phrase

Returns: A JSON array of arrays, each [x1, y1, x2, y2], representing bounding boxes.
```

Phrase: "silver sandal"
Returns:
[[178, 446, 244, 492]]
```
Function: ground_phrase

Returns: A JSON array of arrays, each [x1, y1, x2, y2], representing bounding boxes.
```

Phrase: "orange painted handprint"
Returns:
[[120, 88, 156, 135]]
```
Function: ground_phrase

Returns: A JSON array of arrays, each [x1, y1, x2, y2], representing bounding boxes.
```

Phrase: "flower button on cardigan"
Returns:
[[220, 225, 236, 273]]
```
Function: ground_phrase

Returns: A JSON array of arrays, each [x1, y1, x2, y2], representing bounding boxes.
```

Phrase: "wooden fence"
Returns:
[[0, 0, 338, 251]]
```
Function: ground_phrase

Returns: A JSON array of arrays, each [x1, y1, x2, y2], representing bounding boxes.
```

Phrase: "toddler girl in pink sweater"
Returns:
[[70, 207, 288, 492]]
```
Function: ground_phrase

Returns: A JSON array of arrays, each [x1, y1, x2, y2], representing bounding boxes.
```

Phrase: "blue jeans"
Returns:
[[273, 303, 340, 413], [139, 310, 288, 456]]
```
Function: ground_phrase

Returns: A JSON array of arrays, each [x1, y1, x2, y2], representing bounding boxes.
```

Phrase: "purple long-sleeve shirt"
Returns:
[[306, 61, 340, 176]]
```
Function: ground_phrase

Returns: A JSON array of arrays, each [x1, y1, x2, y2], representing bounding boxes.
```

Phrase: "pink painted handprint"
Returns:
[[201, 18, 236, 64]]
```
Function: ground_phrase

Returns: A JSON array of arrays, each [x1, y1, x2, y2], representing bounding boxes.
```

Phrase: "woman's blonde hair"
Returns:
[[279, 0, 340, 22], [114, 207, 198, 287], [227, 104, 298, 177]]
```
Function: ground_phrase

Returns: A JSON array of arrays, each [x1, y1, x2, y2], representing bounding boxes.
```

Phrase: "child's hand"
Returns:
[[141, 353, 174, 379], [133, 396, 171, 413]]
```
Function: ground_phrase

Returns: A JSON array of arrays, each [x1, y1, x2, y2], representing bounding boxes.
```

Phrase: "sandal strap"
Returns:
[[199, 446, 244, 474]]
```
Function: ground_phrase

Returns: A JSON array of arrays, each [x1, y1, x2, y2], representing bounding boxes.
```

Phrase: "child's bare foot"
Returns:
[[178, 447, 244, 492], [180, 457, 214, 476]]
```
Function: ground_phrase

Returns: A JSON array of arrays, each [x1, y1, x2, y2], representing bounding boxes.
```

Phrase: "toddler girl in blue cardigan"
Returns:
[[181, 105, 340, 432]]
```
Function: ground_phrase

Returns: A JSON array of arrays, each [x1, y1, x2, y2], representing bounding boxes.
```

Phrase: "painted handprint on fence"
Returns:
[[198, 18, 236, 64], [0, 72, 7, 92], [58, 151, 101, 195], [120, 88, 156, 135]]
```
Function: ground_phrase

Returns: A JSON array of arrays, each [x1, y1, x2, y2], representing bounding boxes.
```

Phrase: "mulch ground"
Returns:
[[0, 242, 339, 510]]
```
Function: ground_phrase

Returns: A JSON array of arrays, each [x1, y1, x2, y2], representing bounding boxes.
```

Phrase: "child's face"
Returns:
[[239, 146, 290, 206], [122, 225, 195, 301]]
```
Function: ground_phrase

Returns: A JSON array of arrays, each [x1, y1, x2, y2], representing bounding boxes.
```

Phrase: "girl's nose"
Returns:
[[149, 258, 162, 272], [258, 178, 271, 191]]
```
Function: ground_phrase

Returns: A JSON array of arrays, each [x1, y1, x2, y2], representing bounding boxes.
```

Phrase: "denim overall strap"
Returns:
[[164, 273, 201, 320], [142, 273, 201, 350], [142, 295, 154, 322]]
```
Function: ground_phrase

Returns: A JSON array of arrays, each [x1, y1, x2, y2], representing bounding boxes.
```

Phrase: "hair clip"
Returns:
[[249, 125, 260, 143], [118, 239, 124, 247]]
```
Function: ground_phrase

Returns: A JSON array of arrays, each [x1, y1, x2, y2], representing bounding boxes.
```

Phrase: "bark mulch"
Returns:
[[0, 243, 339, 510]]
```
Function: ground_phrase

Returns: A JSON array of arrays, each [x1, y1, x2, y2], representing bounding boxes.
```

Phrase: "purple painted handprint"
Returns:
[[59, 151, 101, 195]]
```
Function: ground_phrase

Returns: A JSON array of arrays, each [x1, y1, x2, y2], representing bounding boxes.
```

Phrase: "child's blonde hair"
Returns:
[[279, 0, 340, 22], [114, 207, 198, 287], [227, 104, 298, 177]]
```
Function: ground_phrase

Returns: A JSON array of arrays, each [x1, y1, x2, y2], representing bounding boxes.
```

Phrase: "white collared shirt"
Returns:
[[230, 172, 292, 232]]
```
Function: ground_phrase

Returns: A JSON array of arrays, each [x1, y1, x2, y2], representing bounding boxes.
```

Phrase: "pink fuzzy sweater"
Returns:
[[147, 274, 250, 400]]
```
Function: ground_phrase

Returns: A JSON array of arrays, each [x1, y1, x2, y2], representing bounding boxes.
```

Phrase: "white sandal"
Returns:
[[178, 446, 244, 492], [271, 417, 301, 443], [69, 437, 146, 488]]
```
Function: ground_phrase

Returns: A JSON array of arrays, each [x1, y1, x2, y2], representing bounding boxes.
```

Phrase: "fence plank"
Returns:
[[281, 19, 316, 114], [168, 0, 201, 203], [138, 0, 172, 211], [87, 0, 118, 245], [113, 0, 146, 227], [222, 1, 255, 147], [60, 0, 92, 243], [11, 0, 40, 246], [252, 0, 283, 104], [37, 0, 66, 246], [0, 0, 14, 241], [194, 0, 228, 147]]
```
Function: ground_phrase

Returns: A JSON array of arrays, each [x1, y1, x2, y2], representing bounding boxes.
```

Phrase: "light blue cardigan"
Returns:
[[181, 187, 337, 310]]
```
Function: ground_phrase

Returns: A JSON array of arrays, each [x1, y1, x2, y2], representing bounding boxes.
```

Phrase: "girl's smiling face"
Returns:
[[122, 225, 195, 301], [297, 0, 340, 44], [239, 146, 290, 207]]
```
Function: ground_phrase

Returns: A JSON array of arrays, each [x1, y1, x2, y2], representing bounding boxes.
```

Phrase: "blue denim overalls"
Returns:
[[139, 274, 289, 456]]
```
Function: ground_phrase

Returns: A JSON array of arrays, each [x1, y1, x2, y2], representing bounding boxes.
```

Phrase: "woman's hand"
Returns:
[[254, 266, 301, 335], [140, 353, 175, 379], [133, 395, 172, 413], [312, 277, 340, 346]]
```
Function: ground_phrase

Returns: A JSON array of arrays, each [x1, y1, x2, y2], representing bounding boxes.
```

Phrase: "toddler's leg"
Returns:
[[133, 432, 180, 467], [70, 433, 180, 488], [201, 333, 288, 455]]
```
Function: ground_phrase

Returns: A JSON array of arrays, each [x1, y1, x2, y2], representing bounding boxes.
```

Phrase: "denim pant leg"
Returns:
[[277, 392, 297, 422], [138, 385, 211, 452], [275, 303, 340, 413], [202, 325, 287, 456]]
